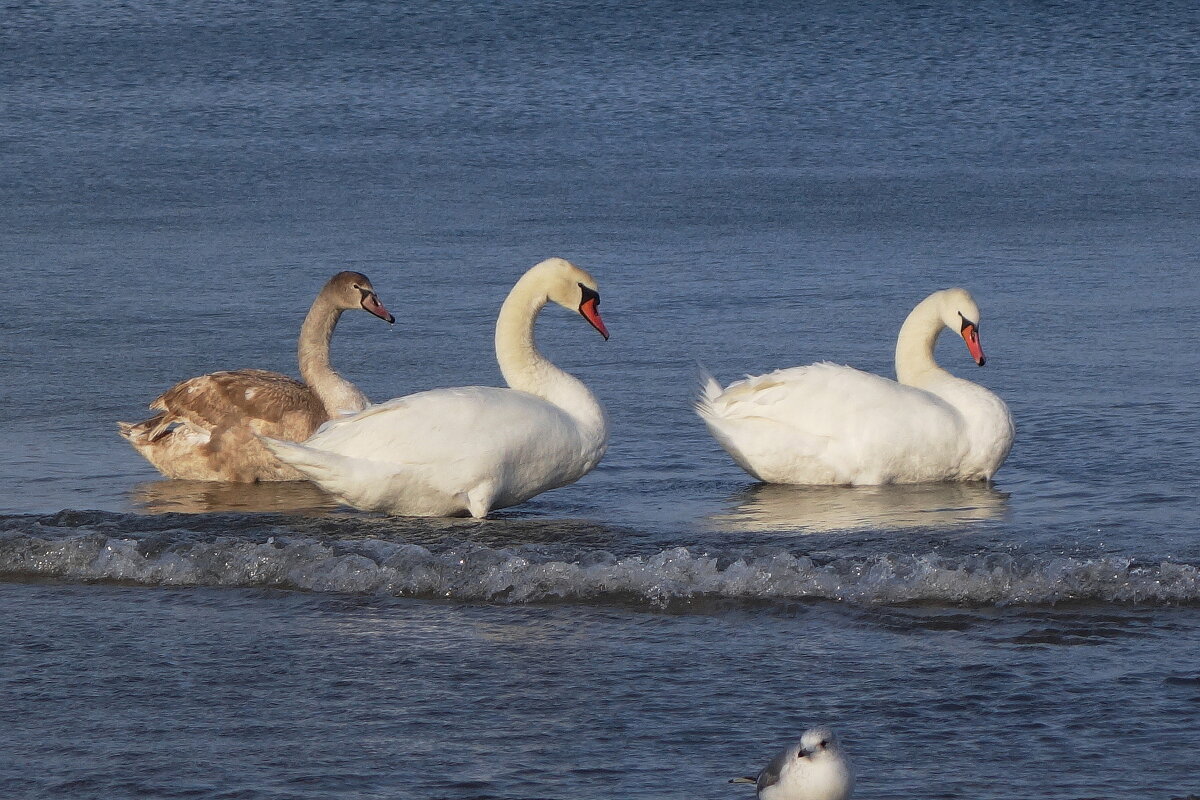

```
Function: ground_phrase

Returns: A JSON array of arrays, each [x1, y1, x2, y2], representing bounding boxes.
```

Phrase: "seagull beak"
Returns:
[[361, 292, 395, 324], [579, 295, 609, 340], [961, 322, 985, 366]]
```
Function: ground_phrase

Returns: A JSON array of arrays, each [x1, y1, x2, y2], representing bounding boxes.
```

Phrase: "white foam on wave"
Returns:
[[2, 531, 1198, 607]]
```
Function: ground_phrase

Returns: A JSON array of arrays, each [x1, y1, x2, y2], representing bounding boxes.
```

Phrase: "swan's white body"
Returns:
[[264, 258, 609, 518], [698, 289, 1013, 485]]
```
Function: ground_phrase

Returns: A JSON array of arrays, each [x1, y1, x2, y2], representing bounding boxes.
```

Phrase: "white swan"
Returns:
[[119, 271, 394, 482], [697, 288, 1014, 485], [263, 258, 609, 518]]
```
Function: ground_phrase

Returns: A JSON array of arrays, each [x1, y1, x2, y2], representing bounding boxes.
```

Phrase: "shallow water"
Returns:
[[2, 1, 1199, 798]]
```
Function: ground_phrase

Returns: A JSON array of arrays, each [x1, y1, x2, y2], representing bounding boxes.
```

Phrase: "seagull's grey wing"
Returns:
[[756, 749, 789, 792]]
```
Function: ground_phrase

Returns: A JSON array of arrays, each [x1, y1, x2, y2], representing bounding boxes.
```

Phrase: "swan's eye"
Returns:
[[819, 739, 829, 748], [958, 312, 977, 332]]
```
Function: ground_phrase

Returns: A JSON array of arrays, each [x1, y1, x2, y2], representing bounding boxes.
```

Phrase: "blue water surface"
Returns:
[[1, 2, 1198, 798]]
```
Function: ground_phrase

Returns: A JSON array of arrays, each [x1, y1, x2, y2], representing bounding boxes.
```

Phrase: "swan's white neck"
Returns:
[[894, 293, 949, 386], [298, 293, 370, 415], [494, 275, 606, 438]]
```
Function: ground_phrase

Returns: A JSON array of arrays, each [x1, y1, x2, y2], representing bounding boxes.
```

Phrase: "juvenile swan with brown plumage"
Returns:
[[119, 271, 394, 482]]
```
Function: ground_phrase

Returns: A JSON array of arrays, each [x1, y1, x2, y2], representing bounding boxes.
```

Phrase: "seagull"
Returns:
[[731, 728, 854, 800]]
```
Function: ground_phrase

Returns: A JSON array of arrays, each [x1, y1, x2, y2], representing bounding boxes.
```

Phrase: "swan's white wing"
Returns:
[[699, 363, 967, 484], [306, 386, 580, 466]]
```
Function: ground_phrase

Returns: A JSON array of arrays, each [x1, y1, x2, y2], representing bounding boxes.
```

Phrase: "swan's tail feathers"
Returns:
[[259, 437, 345, 481], [693, 364, 724, 419], [118, 412, 174, 443], [116, 421, 138, 442]]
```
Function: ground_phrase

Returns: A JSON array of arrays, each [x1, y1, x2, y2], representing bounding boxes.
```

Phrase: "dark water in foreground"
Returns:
[[5, 581, 1200, 800], [2, 1, 1200, 798]]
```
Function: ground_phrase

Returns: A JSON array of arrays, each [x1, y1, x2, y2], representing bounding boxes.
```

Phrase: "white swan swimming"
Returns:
[[119, 271, 394, 482], [263, 258, 609, 518], [697, 288, 1014, 485]]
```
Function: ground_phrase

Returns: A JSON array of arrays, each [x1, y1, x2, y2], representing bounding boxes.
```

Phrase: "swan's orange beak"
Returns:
[[579, 296, 609, 340], [361, 293, 395, 324], [961, 322, 985, 366]]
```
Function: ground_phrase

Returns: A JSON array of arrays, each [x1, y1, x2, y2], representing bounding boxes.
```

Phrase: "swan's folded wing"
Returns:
[[707, 362, 955, 438], [699, 362, 968, 479], [153, 369, 324, 439], [300, 386, 580, 469], [704, 364, 874, 435]]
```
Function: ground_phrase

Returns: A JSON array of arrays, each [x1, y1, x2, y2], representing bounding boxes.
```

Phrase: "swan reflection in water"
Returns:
[[710, 482, 1009, 534], [129, 480, 339, 515]]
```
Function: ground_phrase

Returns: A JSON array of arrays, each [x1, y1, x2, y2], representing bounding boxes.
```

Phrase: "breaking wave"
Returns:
[[1, 512, 1197, 608]]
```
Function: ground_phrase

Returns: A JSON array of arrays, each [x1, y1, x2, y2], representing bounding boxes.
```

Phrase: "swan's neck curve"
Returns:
[[494, 277, 606, 439], [894, 294, 949, 386], [298, 294, 370, 416]]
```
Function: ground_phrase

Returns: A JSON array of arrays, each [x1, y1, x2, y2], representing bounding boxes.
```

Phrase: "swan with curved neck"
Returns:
[[119, 271, 394, 482], [697, 288, 1013, 485], [264, 258, 609, 517]]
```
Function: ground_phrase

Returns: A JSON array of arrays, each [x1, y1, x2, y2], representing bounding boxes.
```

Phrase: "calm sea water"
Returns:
[[2, 2, 1199, 798]]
